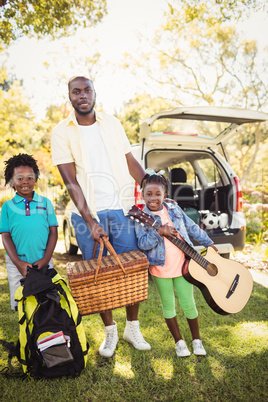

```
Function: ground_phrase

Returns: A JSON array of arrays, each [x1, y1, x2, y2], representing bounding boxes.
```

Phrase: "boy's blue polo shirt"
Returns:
[[0, 192, 58, 264]]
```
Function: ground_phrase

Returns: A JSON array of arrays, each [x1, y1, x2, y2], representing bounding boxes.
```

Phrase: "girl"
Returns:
[[134, 170, 218, 357], [0, 154, 58, 310]]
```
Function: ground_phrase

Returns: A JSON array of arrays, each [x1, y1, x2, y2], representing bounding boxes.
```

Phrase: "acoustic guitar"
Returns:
[[128, 205, 253, 315]]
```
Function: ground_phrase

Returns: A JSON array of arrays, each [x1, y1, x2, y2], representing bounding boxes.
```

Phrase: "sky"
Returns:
[[2, 0, 268, 119], [4, 0, 168, 118]]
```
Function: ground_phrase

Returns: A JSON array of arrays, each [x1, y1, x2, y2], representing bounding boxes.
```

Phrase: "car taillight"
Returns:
[[233, 176, 243, 212], [134, 182, 145, 209]]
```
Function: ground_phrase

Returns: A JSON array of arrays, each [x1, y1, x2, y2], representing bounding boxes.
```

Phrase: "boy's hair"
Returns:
[[141, 173, 169, 195], [4, 154, 40, 186]]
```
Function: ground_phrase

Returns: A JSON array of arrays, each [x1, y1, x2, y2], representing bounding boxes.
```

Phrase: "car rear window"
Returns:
[[197, 158, 221, 185]]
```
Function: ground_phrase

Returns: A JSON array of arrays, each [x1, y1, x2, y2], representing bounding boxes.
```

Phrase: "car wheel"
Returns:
[[64, 224, 78, 255]]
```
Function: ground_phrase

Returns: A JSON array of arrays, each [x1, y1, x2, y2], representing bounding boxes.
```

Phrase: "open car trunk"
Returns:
[[132, 106, 268, 255], [145, 148, 244, 246]]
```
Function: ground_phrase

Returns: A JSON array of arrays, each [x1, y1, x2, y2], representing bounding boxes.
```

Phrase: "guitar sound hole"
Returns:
[[207, 263, 218, 277]]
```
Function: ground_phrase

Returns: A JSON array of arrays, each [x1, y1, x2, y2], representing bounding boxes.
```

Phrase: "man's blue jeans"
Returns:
[[71, 209, 138, 260]]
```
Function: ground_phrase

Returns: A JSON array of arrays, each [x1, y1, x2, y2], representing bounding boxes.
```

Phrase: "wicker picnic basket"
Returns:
[[66, 236, 149, 316]]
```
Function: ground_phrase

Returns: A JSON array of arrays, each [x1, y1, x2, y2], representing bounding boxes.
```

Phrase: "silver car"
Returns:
[[62, 203, 78, 255], [131, 106, 268, 258]]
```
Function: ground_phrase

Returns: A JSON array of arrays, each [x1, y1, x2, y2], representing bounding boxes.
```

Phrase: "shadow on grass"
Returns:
[[1, 248, 268, 401], [118, 276, 268, 400], [190, 347, 268, 400]]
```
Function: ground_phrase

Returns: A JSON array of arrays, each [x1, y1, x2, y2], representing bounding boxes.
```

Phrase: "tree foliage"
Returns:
[[165, 0, 263, 26], [0, 69, 65, 189], [0, 0, 107, 44], [124, 0, 267, 110], [117, 94, 177, 144], [122, 0, 268, 184], [0, 77, 39, 154]]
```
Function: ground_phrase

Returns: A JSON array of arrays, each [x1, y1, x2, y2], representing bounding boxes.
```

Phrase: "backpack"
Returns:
[[1, 266, 89, 379]]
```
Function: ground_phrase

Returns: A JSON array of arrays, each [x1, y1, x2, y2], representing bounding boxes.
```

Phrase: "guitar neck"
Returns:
[[152, 220, 208, 270]]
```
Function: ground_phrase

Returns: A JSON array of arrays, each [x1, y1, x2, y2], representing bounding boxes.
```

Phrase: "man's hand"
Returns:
[[90, 222, 108, 242]]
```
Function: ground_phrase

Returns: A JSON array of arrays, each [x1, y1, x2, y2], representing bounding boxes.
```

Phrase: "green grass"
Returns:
[[0, 248, 268, 401]]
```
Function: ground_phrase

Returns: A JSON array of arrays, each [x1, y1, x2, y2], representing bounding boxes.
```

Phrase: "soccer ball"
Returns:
[[202, 212, 220, 230]]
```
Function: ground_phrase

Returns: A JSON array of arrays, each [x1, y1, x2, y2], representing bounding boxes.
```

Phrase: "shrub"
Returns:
[[243, 187, 268, 243]]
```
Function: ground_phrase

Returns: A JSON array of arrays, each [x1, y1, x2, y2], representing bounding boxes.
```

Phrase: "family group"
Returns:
[[0, 76, 218, 359]]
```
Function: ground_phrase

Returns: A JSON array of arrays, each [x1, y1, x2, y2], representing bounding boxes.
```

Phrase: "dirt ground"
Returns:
[[234, 243, 268, 272], [234, 243, 268, 288]]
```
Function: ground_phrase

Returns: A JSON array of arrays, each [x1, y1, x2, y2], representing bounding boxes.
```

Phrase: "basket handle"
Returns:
[[93, 236, 127, 284]]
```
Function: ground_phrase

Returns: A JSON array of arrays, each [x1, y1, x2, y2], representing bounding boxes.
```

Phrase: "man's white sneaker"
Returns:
[[175, 339, 191, 357], [123, 320, 151, 350], [192, 339, 206, 356], [99, 322, 119, 358]]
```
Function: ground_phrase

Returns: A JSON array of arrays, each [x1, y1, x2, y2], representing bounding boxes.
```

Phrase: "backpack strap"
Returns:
[[0, 340, 26, 379], [16, 297, 40, 369], [55, 282, 83, 327], [0, 339, 17, 359], [53, 278, 89, 358], [52, 275, 80, 322]]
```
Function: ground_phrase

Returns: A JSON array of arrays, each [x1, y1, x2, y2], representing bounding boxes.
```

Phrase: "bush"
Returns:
[[243, 187, 268, 243], [53, 187, 70, 211], [0, 193, 12, 208]]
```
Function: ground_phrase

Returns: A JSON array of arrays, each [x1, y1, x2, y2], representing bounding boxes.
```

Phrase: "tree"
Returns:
[[0, 68, 63, 188], [40, 103, 73, 187], [0, 77, 39, 155], [122, 0, 268, 184], [117, 94, 177, 144], [226, 120, 268, 187], [0, 0, 107, 45], [0, 71, 17, 90], [163, 0, 263, 26]]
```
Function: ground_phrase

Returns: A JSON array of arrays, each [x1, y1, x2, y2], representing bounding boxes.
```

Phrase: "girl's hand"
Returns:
[[17, 261, 32, 278], [157, 223, 178, 238], [209, 244, 219, 254]]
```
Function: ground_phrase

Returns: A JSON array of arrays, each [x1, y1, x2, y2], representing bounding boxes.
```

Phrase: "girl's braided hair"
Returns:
[[4, 153, 40, 186], [141, 172, 169, 195]]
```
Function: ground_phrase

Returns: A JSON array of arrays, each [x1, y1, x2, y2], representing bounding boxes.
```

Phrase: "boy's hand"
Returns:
[[17, 261, 32, 277], [157, 223, 178, 238], [33, 258, 49, 269]]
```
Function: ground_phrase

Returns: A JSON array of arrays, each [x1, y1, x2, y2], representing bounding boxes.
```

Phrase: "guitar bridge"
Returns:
[[226, 274, 240, 299]]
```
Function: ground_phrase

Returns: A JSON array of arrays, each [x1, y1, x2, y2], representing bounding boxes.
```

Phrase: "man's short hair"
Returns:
[[68, 76, 94, 92]]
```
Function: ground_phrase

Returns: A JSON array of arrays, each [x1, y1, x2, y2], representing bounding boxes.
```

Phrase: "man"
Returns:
[[51, 76, 150, 358]]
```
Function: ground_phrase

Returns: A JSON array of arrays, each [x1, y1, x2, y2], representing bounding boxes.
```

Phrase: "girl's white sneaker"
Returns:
[[175, 339, 191, 357], [192, 339, 206, 356]]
